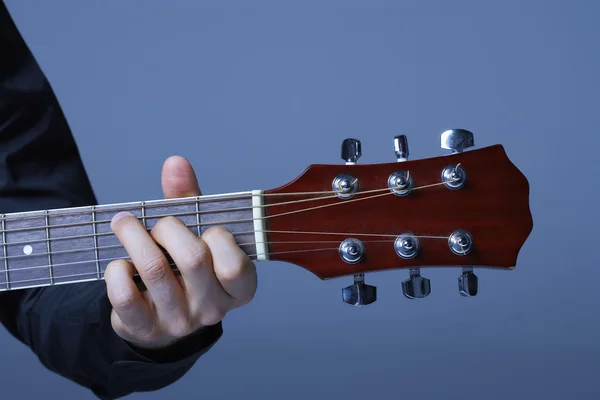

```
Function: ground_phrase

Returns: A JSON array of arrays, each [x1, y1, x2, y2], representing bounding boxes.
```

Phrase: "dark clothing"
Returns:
[[0, 3, 222, 398]]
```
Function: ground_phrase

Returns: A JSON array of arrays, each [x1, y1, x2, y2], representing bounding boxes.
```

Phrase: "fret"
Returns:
[[4, 210, 52, 289], [195, 197, 201, 237], [1, 215, 8, 291], [143, 197, 196, 231], [45, 210, 54, 285], [92, 206, 101, 280], [48, 206, 97, 284], [141, 201, 147, 229], [193, 193, 258, 258], [95, 202, 143, 276]]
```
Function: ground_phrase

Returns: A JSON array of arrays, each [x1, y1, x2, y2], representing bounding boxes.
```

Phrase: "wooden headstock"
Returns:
[[262, 135, 533, 290]]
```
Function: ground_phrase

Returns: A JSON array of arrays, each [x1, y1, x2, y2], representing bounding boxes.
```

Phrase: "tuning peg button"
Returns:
[[341, 138, 362, 164], [401, 268, 431, 299], [342, 273, 377, 306], [458, 267, 478, 297], [394, 135, 409, 161], [441, 129, 475, 153]]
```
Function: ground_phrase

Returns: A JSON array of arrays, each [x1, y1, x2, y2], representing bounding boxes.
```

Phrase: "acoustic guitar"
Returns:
[[0, 129, 533, 305]]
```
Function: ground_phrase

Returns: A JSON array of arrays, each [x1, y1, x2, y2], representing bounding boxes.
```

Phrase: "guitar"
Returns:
[[0, 129, 533, 306]]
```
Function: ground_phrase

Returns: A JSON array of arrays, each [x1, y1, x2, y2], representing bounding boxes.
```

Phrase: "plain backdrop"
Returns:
[[2, 1, 599, 399]]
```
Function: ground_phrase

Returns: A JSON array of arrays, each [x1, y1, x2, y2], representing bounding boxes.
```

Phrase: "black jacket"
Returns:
[[0, 3, 222, 398]]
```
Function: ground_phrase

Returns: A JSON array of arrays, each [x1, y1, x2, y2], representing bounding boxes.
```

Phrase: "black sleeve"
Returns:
[[0, 3, 223, 399]]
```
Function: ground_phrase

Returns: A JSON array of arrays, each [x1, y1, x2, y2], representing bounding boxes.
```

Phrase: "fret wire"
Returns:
[[195, 197, 201, 237], [2, 215, 9, 290], [45, 210, 54, 285], [141, 201, 147, 229], [92, 206, 101, 280]]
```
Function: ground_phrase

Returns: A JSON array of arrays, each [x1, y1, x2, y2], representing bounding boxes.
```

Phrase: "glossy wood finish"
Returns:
[[263, 145, 533, 280]]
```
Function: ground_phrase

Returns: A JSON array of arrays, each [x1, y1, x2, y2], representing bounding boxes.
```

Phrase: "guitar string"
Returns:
[[0, 239, 402, 277], [0, 236, 471, 289], [4, 238, 471, 289], [0, 163, 445, 225], [0, 175, 459, 286], [0, 246, 342, 288], [0, 175, 456, 235], [0, 232, 449, 277], [0, 176, 451, 249]]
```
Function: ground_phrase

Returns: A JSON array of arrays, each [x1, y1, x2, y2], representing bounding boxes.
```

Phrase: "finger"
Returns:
[[110, 211, 187, 319], [202, 226, 257, 304], [104, 259, 154, 336], [161, 155, 202, 198], [150, 216, 227, 303]]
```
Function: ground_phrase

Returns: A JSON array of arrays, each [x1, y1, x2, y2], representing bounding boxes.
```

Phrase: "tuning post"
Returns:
[[387, 171, 413, 196], [458, 266, 478, 297], [342, 273, 377, 306], [441, 164, 467, 190], [339, 238, 365, 264], [401, 268, 431, 299], [448, 230, 474, 256], [394, 233, 420, 259], [332, 174, 359, 199]]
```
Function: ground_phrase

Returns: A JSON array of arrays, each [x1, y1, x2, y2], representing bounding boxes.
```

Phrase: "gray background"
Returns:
[[2, 1, 599, 399]]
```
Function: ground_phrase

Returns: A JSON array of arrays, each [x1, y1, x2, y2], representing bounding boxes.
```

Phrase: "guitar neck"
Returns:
[[0, 190, 268, 292]]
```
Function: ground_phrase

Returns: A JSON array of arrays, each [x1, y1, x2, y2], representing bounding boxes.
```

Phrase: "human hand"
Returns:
[[104, 155, 257, 350]]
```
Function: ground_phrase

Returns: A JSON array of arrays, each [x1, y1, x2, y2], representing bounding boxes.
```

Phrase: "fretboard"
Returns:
[[0, 190, 268, 292]]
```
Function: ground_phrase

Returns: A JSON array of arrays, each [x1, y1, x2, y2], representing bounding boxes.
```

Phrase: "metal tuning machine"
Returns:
[[387, 135, 413, 196], [334, 138, 361, 199], [339, 139, 376, 306], [393, 135, 431, 299], [441, 129, 478, 296]]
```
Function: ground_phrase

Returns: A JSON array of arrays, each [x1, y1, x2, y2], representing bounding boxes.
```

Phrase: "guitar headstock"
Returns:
[[262, 130, 533, 305]]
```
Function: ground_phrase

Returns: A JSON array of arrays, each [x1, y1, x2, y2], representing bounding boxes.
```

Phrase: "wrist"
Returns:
[[121, 322, 223, 364]]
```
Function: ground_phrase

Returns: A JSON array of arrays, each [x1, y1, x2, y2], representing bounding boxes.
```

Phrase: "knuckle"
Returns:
[[141, 255, 169, 283], [219, 253, 252, 282], [180, 241, 210, 269], [199, 307, 226, 327], [166, 317, 194, 338], [109, 288, 138, 310]]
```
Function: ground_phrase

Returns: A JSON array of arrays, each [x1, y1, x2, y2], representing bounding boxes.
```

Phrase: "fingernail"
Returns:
[[111, 211, 133, 224]]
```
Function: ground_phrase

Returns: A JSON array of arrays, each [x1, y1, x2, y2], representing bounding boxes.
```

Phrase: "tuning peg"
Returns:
[[341, 138, 361, 164], [441, 129, 474, 153], [440, 131, 479, 295], [458, 267, 478, 297], [401, 268, 431, 299], [342, 273, 377, 306], [394, 135, 409, 162]]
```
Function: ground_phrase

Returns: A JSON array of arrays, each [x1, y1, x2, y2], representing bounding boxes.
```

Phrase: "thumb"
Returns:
[[161, 155, 202, 199]]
